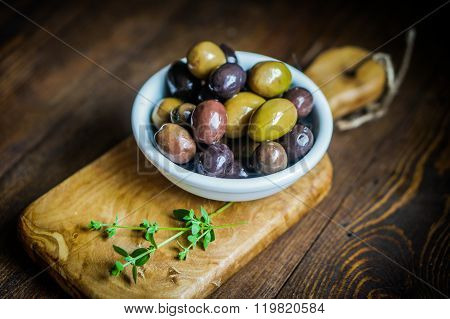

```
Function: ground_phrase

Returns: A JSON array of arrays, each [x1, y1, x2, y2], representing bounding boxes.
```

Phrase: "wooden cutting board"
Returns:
[[19, 137, 332, 298]]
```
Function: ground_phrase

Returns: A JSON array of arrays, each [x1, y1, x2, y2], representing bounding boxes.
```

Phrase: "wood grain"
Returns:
[[18, 138, 332, 298], [1, 0, 448, 298]]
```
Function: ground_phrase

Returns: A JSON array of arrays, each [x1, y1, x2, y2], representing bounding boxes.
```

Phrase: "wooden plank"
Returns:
[[277, 70, 450, 298]]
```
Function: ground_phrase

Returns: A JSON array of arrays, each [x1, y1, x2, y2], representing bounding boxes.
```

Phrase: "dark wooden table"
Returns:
[[1, 0, 448, 298]]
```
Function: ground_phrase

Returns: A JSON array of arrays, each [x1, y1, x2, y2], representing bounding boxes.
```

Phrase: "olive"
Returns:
[[248, 98, 297, 142], [208, 63, 246, 100], [187, 41, 226, 79], [196, 143, 233, 177], [151, 97, 183, 129], [299, 114, 314, 130], [253, 141, 288, 175], [248, 61, 292, 98], [194, 84, 219, 104], [166, 61, 201, 100], [220, 43, 238, 64], [191, 100, 227, 144], [224, 92, 265, 138], [155, 123, 196, 164], [279, 124, 314, 162], [283, 87, 314, 118], [226, 160, 249, 179], [227, 138, 260, 159], [170, 103, 196, 126]]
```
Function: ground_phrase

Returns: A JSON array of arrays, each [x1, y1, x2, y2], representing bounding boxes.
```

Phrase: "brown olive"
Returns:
[[283, 87, 314, 118], [253, 141, 288, 174], [170, 103, 196, 126], [191, 100, 227, 144], [155, 123, 196, 164], [151, 97, 183, 129]]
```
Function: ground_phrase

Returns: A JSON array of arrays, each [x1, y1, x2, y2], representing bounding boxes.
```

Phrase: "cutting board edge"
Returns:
[[18, 215, 86, 298]]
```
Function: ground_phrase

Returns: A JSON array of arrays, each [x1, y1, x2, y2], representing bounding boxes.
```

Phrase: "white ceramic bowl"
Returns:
[[131, 51, 332, 201]]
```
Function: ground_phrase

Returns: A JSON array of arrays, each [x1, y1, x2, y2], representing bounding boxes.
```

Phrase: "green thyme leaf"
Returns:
[[173, 209, 190, 221], [210, 229, 216, 242], [113, 245, 129, 257], [131, 248, 151, 266], [145, 231, 158, 248], [200, 207, 210, 224], [88, 220, 103, 231], [187, 234, 197, 244], [110, 261, 124, 276], [191, 223, 200, 235], [105, 227, 117, 238], [132, 265, 138, 284], [140, 219, 150, 228], [203, 231, 211, 250], [178, 249, 188, 261]]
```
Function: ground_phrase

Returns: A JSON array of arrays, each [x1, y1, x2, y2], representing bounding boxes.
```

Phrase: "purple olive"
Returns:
[[167, 61, 201, 100], [283, 87, 314, 118], [196, 143, 234, 177], [220, 43, 238, 64], [194, 84, 219, 104], [191, 100, 227, 144], [226, 160, 249, 178], [208, 63, 246, 100], [253, 142, 288, 175], [279, 124, 314, 162]]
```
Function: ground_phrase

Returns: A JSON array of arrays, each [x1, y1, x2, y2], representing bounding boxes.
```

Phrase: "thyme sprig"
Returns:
[[88, 202, 243, 283]]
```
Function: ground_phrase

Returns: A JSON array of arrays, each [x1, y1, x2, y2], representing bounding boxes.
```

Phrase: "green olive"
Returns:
[[224, 92, 265, 138], [248, 61, 292, 98], [151, 97, 183, 129], [248, 98, 297, 142], [187, 41, 226, 79]]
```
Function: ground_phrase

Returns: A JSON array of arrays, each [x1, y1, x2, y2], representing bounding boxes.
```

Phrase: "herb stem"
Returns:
[[111, 225, 145, 230], [158, 230, 188, 248], [159, 227, 189, 231], [187, 230, 209, 250], [123, 231, 188, 267], [209, 202, 233, 218], [102, 225, 189, 231]]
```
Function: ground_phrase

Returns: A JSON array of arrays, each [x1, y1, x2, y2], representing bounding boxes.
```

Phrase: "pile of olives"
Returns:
[[152, 41, 315, 178]]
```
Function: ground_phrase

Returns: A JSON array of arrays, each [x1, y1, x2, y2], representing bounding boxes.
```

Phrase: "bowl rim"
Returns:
[[131, 51, 333, 193]]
